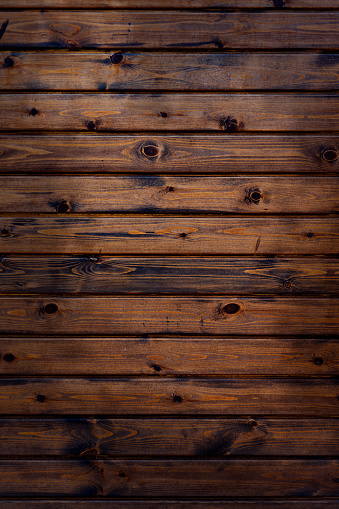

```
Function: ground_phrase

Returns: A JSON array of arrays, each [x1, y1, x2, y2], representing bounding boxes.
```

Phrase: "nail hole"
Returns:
[[153, 364, 162, 372], [118, 472, 126, 477], [322, 149, 338, 162], [250, 190, 261, 203], [87, 121, 96, 131], [142, 145, 159, 158], [110, 53, 123, 65], [173, 395, 183, 403], [3, 353, 15, 362], [29, 108, 39, 117], [56, 201, 70, 213], [44, 303, 58, 315], [1, 228, 10, 236], [314, 357, 323, 366], [4, 56, 14, 68], [36, 394, 45, 402], [222, 303, 241, 315]]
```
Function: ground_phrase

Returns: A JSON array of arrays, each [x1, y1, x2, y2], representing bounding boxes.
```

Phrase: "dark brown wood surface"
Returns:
[[0, 296, 338, 335], [2, 52, 339, 91], [1, 176, 339, 214], [2, 0, 339, 7], [1, 135, 338, 174], [1, 93, 339, 132], [1, 12, 339, 50], [1, 337, 338, 375], [1, 216, 337, 255], [1, 256, 337, 295], [0, 459, 338, 497], [1, 417, 338, 457]]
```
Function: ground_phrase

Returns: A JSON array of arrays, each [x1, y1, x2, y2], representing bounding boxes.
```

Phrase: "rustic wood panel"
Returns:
[[2, 52, 339, 91], [0, 297, 338, 335], [0, 459, 338, 497], [1, 256, 337, 295], [1, 135, 337, 174], [2, 176, 339, 214], [2, 1, 339, 8], [1, 501, 338, 509], [0, 217, 337, 255], [0, 377, 338, 415], [1, 12, 339, 50], [1, 337, 338, 375], [1, 417, 338, 457], [1, 93, 339, 132]]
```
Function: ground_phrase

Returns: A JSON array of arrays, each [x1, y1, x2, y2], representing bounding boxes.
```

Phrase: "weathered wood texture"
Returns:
[[2, 52, 339, 91], [1, 12, 339, 50], [1, 337, 337, 375], [1, 94, 339, 132], [1, 135, 337, 174], [2, 176, 339, 214], [0, 377, 338, 415], [2, 1, 339, 7], [1, 217, 337, 255], [1, 417, 338, 457], [0, 459, 338, 497], [0, 296, 338, 335], [1, 256, 337, 295]]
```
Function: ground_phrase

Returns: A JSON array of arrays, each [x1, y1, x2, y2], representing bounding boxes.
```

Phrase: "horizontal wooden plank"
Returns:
[[0, 459, 338, 497], [1, 93, 339, 132], [0, 217, 337, 255], [2, 52, 339, 91], [1, 12, 339, 50], [1, 135, 338, 174], [0, 378, 338, 416], [2, 176, 339, 214], [0, 297, 338, 335], [1, 501, 338, 509], [1, 256, 338, 295], [1, 337, 338, 375], [2, 1, 339, 8], [1, 417, 338, 457]]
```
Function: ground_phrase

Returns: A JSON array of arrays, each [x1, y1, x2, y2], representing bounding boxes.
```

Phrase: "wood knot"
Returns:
[[173, 394, 183, 403], [141, 144, 159, 159], [110, 53, 124, 65], [159, 112, 168, 118], [56, 201, 71, 213], [283, 280, 292, 289], [3, 56, 14, 68], [322, 148, 338, 162], [3, 353, 15, 362], [29, 108, 39, 117], [87, 121, 96, 131], [222, 303, 241, 315], [179, 232, 187, 238], [152, 364, 162, 372], [1, 227, 11, 237], [43, 303, 59, 315], [220, 116, 243, 132], [36, 394, 45, 402], [213, 37, 224, 49], [245, 188, 262, 204], [118, 472, 127, 477], [314, 357, 323, 366]]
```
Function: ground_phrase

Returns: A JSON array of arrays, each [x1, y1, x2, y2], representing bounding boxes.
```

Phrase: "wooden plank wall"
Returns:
[[0, 0, 338, 507]]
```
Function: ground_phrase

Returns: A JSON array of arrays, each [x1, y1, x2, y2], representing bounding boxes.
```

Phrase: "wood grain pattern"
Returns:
[[0, 296, 338, 335], [2, 52, 339, 91], [1, 135, 337, 174], [0, 459, 338, 497], [1, 417, 338, 457], [1, 93, 339, 132], [0, 378, 338, 415], [1, 12, 339, 50], [2, 1, 339, 8], [2, 176, 339, 214], [1, 256, 337, 295], [0, 216, 337, 255], [1, 337, 338, 375]]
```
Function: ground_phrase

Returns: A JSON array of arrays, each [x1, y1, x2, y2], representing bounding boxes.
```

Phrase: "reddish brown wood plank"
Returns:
[[0, 297, 338, 335], [1, 337, 338, 375], [1, 176, 339, 214], [1, 12, 339, 50], [1, 135, 337, 174], [1, 1, 338, 8], [0, 256, 337, 295], [0, 378, 338, 415], [1, 417, 338, 457], [2, 52, 339, 91], [0, 459, 338, 497], [0, 217, 337, 255], [1, 93, 339, 132]]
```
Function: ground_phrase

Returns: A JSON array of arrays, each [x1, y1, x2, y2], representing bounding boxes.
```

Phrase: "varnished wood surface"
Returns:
[[1, 12, 339, 50], [0, 459, 338, 497], [1, 216, 337, 255], [1, 135, 337, 174], [2, 176, 339, 214], [1, 256, 337, 295], [1, 417, 338, 456], [0, 377, 338, 416], [0, 296, 338, 335], [1, 337, 338, 375], [1, 93, 339, 132], [2, 52, 339, 91]]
